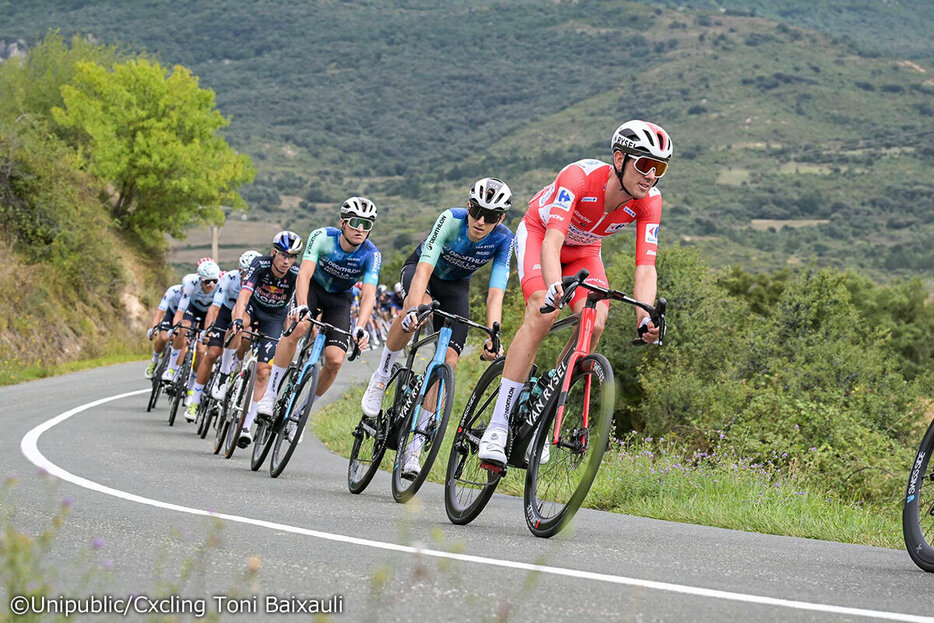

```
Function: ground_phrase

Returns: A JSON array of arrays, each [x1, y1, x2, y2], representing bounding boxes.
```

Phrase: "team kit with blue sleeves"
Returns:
[[300, 226, 382, 350], [401, 207, 513, 354]]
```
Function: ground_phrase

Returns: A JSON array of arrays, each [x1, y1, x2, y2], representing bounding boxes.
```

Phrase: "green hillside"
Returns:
[[2, 1, 933, 279]]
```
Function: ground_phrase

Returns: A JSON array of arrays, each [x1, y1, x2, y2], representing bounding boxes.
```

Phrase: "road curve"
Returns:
[[3, 360, 931, 622]]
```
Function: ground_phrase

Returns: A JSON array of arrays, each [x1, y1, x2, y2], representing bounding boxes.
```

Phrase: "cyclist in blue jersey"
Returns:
[[161, 261, 221, 391], [253, 198, 382, 430], [361, 177, 515, 478], [229, 231, 303, 447], [183, 250, 261, 421]]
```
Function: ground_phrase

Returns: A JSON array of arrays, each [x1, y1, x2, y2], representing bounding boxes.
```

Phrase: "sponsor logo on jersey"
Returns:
[[647, 249, 656, 256], [581, 196, 598, 203], [624, 207, 636, 217], [538, 183, 555, 208], [645, 224, 659, 244], [549, 214, 565, 222], [606, 222, 628, 233], [555, 187, 575, 210]]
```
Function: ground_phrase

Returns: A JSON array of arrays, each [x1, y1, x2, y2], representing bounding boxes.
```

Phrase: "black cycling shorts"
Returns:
[[206, 305, 232, 348], [400, 259, 470, 355], [244, 301, 287, 364], [300, 278, 354, 352], [182, 308, 208, 330]]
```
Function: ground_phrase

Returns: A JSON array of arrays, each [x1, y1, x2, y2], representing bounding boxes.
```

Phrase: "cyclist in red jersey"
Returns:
[[478, 120, 672, 465]]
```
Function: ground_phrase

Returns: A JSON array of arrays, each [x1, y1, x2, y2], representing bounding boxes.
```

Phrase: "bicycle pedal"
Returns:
[[479, 461, 505, 475]]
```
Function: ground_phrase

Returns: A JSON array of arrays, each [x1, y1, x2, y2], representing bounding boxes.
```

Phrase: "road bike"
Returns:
[[166, 323, 201, 427], [903, 418, 934, 571], [145, 322, 174, 412], [212, 328, 277, 458], [254, 314, 360, 477], [444, 269, 666, 538], [347, 300, 500, 503]]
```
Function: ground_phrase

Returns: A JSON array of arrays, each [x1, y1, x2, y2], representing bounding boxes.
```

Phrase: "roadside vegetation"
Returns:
[[0, 32, 253, 385]]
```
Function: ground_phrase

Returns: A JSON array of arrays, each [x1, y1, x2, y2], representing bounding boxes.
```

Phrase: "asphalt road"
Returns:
[[3, 359, 933, 622]]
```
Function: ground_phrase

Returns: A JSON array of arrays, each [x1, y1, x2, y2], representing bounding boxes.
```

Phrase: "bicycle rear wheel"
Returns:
[[269, 364, 319, 478], [212, 373, 238, 455], [903, 418, 934, 571], [445, 357, 504, 525], [348, 364, 404, 494], [168, 349, 193, 427], [146, 351, 169, 412], [524, 353, 613, 538], [391, 363, 454, 504], [223, 361, 255, 459]]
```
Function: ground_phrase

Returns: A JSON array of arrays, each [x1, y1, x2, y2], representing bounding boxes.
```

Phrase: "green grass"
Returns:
[[0, 347, 148, 387], [313, 350, 901, 549]]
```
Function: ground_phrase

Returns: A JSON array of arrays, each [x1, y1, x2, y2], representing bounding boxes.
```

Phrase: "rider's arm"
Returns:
[[404, 262, 434, 308], [231, 285, 252, 323], [356, 283, 378, 329], [204, 304, 220, 329], [485, 287, 504, 329], [541, 228, 566, 292], [296, 228, 328, 307]]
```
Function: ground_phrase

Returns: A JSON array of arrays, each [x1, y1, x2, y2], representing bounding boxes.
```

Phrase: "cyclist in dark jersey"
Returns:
[[361, 177, 515, 479], [229, 231, 303, 448], [253, 198, 382, 432]]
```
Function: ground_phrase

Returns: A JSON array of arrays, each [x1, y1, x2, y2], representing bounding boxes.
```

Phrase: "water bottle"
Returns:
[[509, 369, 556, 467]]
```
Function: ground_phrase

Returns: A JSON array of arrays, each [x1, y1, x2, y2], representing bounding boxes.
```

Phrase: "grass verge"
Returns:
[[313, 350, 902, 549], [0, 347, 148, 387]]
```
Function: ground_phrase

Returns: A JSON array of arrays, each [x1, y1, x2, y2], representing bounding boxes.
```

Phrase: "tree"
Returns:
[[52, 58, 254, 241]]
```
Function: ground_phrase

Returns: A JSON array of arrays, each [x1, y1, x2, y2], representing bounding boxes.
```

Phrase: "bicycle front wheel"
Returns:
[[146, 352, 169, 412], [212, 372, 239, 455], [223, 361, 255, 459], [252, 366, 295, 471], [348, 364, 404, 494], [269, 364, 319, 478], [903, 418, 934, 571], [391, 363, 454, 504], [524, 353, 614, 538], [445, 357, 504, 525]]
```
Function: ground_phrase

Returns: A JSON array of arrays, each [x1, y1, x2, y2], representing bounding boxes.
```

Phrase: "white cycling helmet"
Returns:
[[468, 177, 512, 212], [393, 282, 403, 293], [340, 196, 378, 221], [611, 120, 673, 161], [239, 249, 261, 271], [197, 260, 221, 281], [273, 230, 303, 254]]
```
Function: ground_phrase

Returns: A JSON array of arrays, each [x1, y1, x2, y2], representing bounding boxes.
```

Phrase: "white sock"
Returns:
[[244, 400, 258, 430], [220, 348, 236, 374], [488, 378, 524, 431], [406, 409, 434, 455], [151, 351, 160, 363], [266, 364, 288, 397], [374, 345, 402, 382], [191, 382, 204, 406], [169, 347, 181, 368]]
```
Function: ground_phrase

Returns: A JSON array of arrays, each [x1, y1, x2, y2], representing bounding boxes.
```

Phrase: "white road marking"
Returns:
[[19, 389, 934, 623]]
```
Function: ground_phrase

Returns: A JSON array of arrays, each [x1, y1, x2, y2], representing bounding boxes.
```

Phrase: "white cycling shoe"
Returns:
[[402, 451, 421, 480], [361, 376, 386, 417], [211, 376, 228, 401], [161, 367, 176, 383], [257, 393, 276, 418], [477, 427, 508, 466]]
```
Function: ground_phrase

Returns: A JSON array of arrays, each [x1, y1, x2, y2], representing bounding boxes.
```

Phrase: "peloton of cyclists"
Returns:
[[477, 120, 671, 466], [360, 177, 515, 479], [247, 198, 382, 446]]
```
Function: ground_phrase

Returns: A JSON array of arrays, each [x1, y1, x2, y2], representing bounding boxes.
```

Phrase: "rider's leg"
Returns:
[[315, 344, 346, 397]]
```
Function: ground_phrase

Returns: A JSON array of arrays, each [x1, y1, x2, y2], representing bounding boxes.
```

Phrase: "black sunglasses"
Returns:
[[467, 200, 504, 223], [201, 279, 218, 285]]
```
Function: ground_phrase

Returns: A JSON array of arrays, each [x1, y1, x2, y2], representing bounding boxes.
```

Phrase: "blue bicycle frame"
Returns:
[[284, 330, 328, 416], [404, 322, 453, 440]]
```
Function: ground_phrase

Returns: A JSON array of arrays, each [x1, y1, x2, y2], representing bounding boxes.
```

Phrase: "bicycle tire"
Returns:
[[391, 363, 455, 504], [212, 373, 237, 455], [903, 417, 934, 571], [146, 350, 169, 412], [348, 364, 403, 494], [251, 365, 296, 471], [524, 353, 614, 538], [223, 360, 255, 459], [444, 357, 504, 525], [269, 364, 319, 478], [168, 348, 193, 427]]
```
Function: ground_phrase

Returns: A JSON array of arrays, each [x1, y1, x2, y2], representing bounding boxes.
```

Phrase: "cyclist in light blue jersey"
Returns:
[[183, 250, 261, 421], [252, 198, 381, 425], [361, 178, 515, 478]]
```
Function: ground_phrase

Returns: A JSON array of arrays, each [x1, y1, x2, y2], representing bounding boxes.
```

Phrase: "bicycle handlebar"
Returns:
[[409, 300, 501, 351], [282, 307, 361, 362], [539, 268, 667, 347]]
